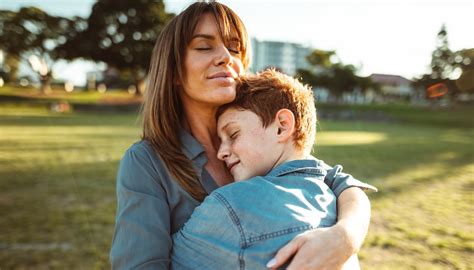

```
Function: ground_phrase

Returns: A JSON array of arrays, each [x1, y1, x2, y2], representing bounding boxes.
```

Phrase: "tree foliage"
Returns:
[[413, 24, 473, 98], [430, 24, 454, 80], [297, 50, 378, 101], [0, 7, 75, 92], [56, 0, 174, 93], [454, 48, 474, 94]]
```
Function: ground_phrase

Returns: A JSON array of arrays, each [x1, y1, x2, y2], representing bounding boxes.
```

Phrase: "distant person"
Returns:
[[110, 2, 375, 269], [171, 69, 377, 269]]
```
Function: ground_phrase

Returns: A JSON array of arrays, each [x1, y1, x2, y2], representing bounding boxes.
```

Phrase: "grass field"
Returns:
[[0, 102, 472, 269], [0, 85, 141, 105]]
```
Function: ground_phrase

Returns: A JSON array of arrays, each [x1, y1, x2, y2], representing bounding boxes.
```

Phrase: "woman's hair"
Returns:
[[142, 1, 249, 201], [217, 69, 316, 155]]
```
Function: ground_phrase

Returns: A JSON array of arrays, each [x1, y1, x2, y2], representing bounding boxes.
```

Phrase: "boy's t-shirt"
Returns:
[[171, 157, 377, 270]]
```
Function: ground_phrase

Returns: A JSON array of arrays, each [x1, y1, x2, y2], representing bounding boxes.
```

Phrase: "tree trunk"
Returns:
[[40, 74, 52, 94], [135, 78, 145, 96], [132, 68, 145, 96]]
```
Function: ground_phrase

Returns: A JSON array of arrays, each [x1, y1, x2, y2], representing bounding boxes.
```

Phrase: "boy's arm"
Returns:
[[268, 188, 371, 269], [323, 164, 377, 197], [171, 192, 241, 269], [268, 163, 375, 270]]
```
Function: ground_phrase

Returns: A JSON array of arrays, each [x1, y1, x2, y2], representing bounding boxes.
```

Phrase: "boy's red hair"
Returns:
[[217, 69, 316, 152]]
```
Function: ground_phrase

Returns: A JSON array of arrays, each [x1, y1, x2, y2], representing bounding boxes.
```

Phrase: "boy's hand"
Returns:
[[267, 224, 352, 270]]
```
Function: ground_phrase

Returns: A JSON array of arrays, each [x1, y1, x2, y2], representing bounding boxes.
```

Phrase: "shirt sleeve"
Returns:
[[171, 193, 240, 269], [110, 144, 171, 270], [323, 164, 378, 198]]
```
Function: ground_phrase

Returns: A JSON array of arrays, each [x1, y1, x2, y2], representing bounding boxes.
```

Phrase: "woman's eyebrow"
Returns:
[[191, 34, 240, 42]]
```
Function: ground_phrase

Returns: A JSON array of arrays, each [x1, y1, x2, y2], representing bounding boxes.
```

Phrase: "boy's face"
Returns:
[[217, 108, 282, 181]]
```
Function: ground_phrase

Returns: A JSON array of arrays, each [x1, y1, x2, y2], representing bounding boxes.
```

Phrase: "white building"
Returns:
[[250, 38, 312, 76], [369, 73, 415, 101]]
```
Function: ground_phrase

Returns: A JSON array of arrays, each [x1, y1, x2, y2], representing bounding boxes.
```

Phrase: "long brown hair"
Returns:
[[142, 1, 249, 201]]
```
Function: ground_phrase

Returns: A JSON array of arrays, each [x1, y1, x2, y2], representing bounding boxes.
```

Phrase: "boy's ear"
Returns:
[[275, 109, 295, 143]]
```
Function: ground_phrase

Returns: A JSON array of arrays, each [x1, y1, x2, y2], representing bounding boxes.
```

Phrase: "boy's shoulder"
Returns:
[[209, 157, 328, 203]]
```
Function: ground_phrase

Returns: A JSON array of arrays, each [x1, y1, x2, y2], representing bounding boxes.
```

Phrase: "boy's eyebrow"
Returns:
[[219, 121, 235, 132]]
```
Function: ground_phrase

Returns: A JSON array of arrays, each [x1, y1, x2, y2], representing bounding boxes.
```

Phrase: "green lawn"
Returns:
[[0, 103, 472, 269], [0, 85, 140, 105]]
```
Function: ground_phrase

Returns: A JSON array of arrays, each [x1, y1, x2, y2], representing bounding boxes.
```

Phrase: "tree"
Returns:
[[430, 24, 454, 80], [297, 50, 378, 102], [413, 24, 472, 100], [0, 53, 20, 83], [0, 7, 75, 93], [454, 48, 474, 94], [56, 0, 174, 94]]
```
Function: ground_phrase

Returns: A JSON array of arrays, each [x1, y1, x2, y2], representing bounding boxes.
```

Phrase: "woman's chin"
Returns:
[[212, 88, 236, 104]]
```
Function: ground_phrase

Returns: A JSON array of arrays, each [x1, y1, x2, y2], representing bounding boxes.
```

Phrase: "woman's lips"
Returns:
[[208, 71, 236, 86], [211, 76, 235, 85], [208, 71, 233, 79]]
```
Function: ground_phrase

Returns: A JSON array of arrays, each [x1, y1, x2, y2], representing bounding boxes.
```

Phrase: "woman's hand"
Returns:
[[266, 224, 353, 270], [267, 187, 371, 270]]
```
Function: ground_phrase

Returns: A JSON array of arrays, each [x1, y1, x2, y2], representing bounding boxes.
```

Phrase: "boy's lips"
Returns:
[[226, 161, 239, 172]]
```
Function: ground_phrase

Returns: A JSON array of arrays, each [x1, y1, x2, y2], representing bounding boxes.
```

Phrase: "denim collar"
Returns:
[[178, 127, 205, 161], [266, 156, 327, 178]]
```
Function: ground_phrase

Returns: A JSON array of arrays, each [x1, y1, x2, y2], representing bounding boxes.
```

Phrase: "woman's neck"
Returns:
[[182, 103, 234, 186], [182, 105, 219, 149]]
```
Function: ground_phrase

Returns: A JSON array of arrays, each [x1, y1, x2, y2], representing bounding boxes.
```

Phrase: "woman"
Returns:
[[110, 2, 372, 269]]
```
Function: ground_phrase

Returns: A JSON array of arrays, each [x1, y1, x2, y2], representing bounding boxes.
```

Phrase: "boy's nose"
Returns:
[[217, 144, 230, 161]]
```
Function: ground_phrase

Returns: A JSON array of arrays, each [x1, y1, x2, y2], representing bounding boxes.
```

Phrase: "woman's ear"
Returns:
[[275, 109, 295, 143]]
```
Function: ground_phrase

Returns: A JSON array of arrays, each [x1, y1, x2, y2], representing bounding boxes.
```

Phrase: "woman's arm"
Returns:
[[268, 187, 371, 270], [110, 144, 172, 270]]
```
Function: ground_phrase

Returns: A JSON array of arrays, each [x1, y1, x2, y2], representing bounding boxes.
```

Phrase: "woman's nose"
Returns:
[[214, 45, 232, 66]]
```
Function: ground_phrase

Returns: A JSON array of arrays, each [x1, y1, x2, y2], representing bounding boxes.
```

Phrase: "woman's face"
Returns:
[[180, 13, 244, 108]]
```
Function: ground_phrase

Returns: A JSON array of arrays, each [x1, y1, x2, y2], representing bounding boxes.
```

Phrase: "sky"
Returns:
[[1, 0, 473, 86]]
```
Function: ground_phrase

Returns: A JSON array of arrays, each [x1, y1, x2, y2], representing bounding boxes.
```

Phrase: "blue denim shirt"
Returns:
[[171, 158, 375, 270], [110, 129, 377, 269]]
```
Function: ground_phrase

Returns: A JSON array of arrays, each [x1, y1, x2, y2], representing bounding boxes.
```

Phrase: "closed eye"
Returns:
[[228, 48, 240, 54], [230, 131, 239, 139]]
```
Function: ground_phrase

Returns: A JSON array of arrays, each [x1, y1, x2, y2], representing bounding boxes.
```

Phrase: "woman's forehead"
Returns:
[[193, 13, 240, 41]]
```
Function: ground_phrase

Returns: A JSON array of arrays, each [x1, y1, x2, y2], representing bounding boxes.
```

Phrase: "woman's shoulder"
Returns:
[[120, 140, 166, 170], [126, 139, 153, 153], [118, 140, 172, 186], [124, 140, 158, 159]]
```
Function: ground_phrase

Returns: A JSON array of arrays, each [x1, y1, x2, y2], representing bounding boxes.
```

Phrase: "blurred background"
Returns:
[[0, 0, 472, 269]]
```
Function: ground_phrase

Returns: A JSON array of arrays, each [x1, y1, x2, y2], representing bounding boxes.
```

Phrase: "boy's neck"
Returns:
[[272, 145, 308, 170]]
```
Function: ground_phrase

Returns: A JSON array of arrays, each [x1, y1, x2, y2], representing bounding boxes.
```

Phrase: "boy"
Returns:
[[171, 69, 376, 269]]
